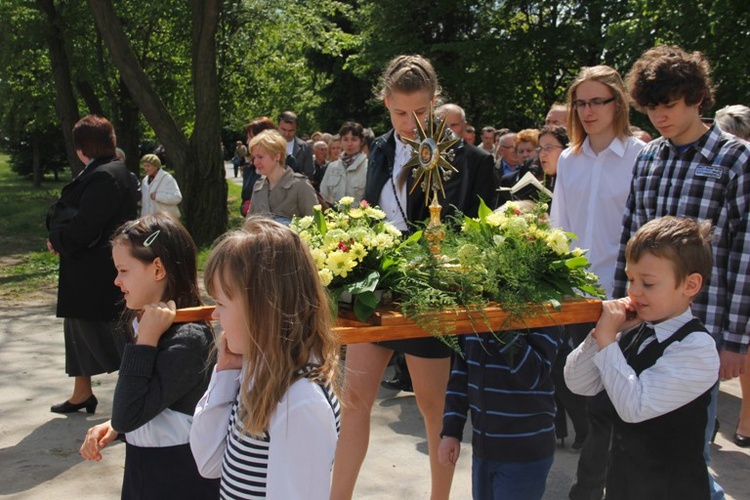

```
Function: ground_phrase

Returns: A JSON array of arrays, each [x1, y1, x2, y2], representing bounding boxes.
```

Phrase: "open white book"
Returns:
[[496, 171, 552, 201]]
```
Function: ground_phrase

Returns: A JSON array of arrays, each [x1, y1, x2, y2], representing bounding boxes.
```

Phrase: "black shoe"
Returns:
[[51, 395, 98, 414], [734, 433, 750, 447], [381, 377, 413, 393], [571, 436, 586, 450]]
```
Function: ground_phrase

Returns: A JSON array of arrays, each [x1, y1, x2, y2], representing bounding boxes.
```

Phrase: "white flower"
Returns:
[[546, 229, 570, 255], [493, 235, 506, 246]]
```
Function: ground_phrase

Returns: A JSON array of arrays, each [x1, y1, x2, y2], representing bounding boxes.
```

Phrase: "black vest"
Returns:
[[603, 319, 713, 500]]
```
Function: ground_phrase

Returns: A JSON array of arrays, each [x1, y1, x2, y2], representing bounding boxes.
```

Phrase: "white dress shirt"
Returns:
[[377, 134, 412, 231], [550, 136, 644, 298], [564, 308, 719, 423]]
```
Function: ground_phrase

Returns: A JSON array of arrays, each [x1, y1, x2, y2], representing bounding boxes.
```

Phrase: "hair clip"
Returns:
[[143, 230, 161, 247], [121, 219, 141, 234]]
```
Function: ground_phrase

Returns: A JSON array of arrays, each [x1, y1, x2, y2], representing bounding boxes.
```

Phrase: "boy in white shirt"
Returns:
[[564, 216, 719, 500]]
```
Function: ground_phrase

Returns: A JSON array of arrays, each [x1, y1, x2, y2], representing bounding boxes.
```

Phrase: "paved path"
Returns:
[[0, 296, 748, 499]]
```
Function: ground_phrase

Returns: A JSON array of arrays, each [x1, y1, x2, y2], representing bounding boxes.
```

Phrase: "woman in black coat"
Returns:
[[46, 115, 139, 414]]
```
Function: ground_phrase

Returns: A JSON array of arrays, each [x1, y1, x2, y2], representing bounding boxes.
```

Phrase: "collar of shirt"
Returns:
[[394, 133, 412, 170], [582, 135, 628, 158], [663, 122, 718, 163], [647, 307, 695, 343]]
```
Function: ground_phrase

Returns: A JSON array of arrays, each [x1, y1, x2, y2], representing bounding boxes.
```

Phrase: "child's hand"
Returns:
[[438, 436, 461, 467], [80, 420, 118, 462], [216, 333, 243, 372], [137, 300, 176, 346], [593, 298, 641, 349]]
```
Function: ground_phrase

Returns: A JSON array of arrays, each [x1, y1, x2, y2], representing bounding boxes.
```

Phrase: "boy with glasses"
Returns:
[[550, 65, 645, 500], [616, 45, 750, 499]]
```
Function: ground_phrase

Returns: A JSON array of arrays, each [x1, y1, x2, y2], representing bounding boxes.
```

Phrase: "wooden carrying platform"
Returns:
[[174, 299, 603, 345], [334, 298, 602, 344]]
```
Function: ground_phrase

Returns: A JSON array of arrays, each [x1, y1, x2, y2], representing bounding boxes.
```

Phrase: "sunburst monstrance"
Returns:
[[402, 106, 460, 207]]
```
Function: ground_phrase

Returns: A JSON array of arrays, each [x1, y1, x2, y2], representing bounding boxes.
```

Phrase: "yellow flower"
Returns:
[[364, 207, 387, 220], [350, 242, 368, 261], [349, 208, 365, 219], [338, 196, 355, 206], [326, 250, 357, 278], [318, 268, 333, 287], [309, 248, 327, 269], [295, 216, 314, 230]]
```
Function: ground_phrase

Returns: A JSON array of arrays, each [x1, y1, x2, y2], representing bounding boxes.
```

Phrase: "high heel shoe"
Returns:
[[734, 433, 750, 447], [50, 395, 98, 414]]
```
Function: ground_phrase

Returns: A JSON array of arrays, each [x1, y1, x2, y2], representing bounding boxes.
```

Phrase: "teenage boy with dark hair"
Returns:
[[566, 216, 719, 500], [616, 44, 750, 500]]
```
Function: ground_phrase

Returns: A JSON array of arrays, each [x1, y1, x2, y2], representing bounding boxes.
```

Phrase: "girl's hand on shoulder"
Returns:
[[80, 420, 118, 461], [216, 333, 243, 372], [137, 300, 176, 347]]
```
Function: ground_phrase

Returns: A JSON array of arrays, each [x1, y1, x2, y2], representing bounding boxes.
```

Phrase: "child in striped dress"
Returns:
[[190, 217, 341, 499]]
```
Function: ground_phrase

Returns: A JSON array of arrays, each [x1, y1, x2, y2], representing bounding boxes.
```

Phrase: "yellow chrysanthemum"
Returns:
[[326, 251, 357, 278], [318, 268, 333, 287]]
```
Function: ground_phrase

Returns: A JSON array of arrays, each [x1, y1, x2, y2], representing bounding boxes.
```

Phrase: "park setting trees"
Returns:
[[0, 0, 748, 244]]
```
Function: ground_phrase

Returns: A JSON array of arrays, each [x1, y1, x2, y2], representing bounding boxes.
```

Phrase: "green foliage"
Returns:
[[0, 153, 63, 256]]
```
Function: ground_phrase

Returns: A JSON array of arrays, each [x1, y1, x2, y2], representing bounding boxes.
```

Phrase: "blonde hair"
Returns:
[[140, 153, 161, 168], [204, 217, 340, 437], [515, 128, 540, 147], [567, 65, 632, 154], [248, 129, 287, 163]]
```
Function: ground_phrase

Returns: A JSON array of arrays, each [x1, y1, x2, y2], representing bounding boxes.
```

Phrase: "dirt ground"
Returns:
[[1, 291, 748, 499]]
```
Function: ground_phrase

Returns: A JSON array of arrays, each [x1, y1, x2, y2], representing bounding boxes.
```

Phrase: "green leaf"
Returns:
[[353, 290, 379, 321], [345, 270, 379, 294], [564, 256, 589, 269], [477, 196, 492, 220], [313, 206, 327, 236]]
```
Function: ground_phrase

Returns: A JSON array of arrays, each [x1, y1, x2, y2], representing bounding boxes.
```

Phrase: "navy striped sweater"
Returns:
[[441, 327, 562, 462]]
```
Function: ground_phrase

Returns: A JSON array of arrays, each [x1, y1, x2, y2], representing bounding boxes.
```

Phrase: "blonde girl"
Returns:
[[80, 214, 218, 499], [190, 217, 341, 499], [331, 54, 457, 500]]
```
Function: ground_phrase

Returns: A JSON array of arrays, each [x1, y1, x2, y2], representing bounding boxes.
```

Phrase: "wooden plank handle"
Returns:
[[173, 305, 216, 323]]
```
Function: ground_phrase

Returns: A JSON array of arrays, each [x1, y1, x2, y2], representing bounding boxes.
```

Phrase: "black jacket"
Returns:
[[364, 130, 495, 227], [48, 157, 139, 320]]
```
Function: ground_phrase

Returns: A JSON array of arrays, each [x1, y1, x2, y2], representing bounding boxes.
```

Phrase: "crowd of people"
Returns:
[[43, 43, 750, 500]]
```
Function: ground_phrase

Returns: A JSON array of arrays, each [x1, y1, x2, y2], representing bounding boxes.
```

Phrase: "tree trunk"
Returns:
[[87, 0, 227, 246], [36, 0, 80, 178], [116, 80, 142, 176], [184, 0, 227, 244]]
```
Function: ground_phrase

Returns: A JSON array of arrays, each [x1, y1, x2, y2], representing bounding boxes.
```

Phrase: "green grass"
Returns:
[[0, 152, 243, 296], [0, 153, 67, 298]]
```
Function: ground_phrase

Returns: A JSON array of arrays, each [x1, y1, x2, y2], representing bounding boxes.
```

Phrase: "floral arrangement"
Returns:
[[393, 198, 604, 349], [290, 197, 412, 321]]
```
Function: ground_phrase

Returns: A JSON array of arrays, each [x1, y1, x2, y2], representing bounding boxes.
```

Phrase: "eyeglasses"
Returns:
[[572, 97, 615, 110], [536, 145, 564, 153], [516, 147, 536, 155]]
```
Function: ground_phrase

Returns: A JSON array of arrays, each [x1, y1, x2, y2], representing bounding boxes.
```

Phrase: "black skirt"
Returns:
[[375, 336, 452, 358], [63, 318, 121, 377], [122, 442, 220, 500]]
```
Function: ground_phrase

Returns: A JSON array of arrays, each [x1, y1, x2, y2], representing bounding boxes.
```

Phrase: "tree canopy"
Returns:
[[1, 0, 748, 243]]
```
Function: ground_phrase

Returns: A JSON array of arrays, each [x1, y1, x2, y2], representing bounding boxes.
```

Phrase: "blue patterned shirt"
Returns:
[[613, 124, 750, 353]]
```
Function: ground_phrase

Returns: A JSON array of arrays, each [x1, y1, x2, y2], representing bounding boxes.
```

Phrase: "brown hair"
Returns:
[[626, 216, 713, 286], [204, 218, 340, 437], [244, 116, 276, 138], [111, 214, 203, 336], [376, 54, 441, 100], [626, 45, 715, 114], [567, 66, 632, 154], [73, 115, 117, 159], [538, 125, 569, 148]]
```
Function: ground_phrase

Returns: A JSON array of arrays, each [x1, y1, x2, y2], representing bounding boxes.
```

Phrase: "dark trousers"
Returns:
[[569, 391, 613, 500], [553, 324, 590, 441]]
